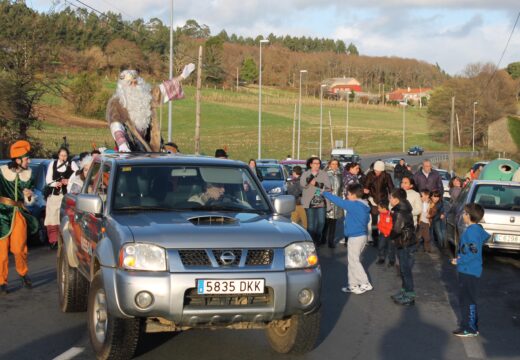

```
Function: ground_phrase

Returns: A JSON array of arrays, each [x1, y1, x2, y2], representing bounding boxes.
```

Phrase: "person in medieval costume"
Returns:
[[0, 140, 38, 295], [106, 64, 195, 152]]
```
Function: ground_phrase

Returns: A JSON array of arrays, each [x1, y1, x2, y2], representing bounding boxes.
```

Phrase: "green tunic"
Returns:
[[0, 165, 39, 239]]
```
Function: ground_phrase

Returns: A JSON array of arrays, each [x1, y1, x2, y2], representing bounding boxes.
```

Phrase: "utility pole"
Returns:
[[194, 46, 203, 155], [345, 91, 350, 148], [472, 101, 478, 153], [329, 111, 334, 148], [456, 113, 461, 147], [292, 103, 297, 159], [236, 67, 239, 91], [167, 0, 174, 142], [449, 97, 455, 174]]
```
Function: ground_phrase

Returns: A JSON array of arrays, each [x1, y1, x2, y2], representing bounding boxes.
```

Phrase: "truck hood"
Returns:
[[112, 211, 309, 248]]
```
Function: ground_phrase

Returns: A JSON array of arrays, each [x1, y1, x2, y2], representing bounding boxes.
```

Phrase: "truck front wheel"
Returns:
[[57, 244, 88, 312], [88, 271, 141, 360], [265, 309, 321, 354]]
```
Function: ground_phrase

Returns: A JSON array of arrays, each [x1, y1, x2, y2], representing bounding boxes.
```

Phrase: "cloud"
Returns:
[[438, 14, 484, 37]]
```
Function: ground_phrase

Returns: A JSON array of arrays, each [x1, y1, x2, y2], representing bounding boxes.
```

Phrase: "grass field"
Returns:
[[32, 83, 455, 160], [508, 116, 520, 150]]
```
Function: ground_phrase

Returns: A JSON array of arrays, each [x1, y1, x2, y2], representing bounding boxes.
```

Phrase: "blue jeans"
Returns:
[[306, 207, 326, 245], [397, 244, 417, 293], [432, 219, 446, 247], [377, 234, 395, 262]]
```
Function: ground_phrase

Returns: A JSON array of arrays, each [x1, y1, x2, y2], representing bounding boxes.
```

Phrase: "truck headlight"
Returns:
[[284, 242, 318, 269], [269, 187, 283, 194], [119, 243, 167, 271]]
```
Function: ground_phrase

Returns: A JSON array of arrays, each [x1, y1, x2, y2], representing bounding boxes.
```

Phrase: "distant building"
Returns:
[[387, 87, 432, 103], [323, 77, 362, 97]]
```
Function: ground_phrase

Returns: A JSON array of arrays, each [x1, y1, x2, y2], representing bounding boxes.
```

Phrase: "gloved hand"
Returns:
[[180, 63, 196, 80], [118, 143, 131, 152]]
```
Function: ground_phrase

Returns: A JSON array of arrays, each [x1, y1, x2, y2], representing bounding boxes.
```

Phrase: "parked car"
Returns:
[[256, 159, 279, 164], [0, 158, 50, 245], [58, 153, 321, 359], [280, 159, 307, 176], [435, 168, 453, 199], [383, 158, 402, 172], [446, 180, 520, 252], [257, 164, 289, 198], [407, 146, 424, 156], [330, 148, 361, 168]]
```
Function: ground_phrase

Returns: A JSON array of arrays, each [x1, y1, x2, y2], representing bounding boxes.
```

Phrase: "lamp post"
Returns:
[[258, 39, 269, 159], [472, 101, 478, 153], [345, 90, 350, 148], [167, 0, 174, 142], [297, 69, 307, 160], [320, 84, 326, 159], [400, 101, 407, 153]]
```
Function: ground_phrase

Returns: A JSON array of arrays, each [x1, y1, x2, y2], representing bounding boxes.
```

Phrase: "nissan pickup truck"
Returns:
[[58, 153, 321, 360]]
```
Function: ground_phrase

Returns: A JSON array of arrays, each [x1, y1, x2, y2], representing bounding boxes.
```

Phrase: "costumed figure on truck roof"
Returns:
[[106, 64, 195, 152], [0, 140, 38, 295]]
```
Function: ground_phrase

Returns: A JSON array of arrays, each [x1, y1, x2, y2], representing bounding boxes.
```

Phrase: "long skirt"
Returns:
[[44, 194, 63, 226]]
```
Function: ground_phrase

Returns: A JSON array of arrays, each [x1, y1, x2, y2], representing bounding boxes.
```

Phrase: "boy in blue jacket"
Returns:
[[451, 203, 489, 337], [323, 183, 372, 295]]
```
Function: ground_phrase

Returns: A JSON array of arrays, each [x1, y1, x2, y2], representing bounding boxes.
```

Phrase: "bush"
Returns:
[[68, 73, 101, 116]]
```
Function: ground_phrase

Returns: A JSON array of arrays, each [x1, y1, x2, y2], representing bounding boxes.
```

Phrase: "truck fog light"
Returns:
[[135, 291, 154, 309], [298, 289, 313, 306]]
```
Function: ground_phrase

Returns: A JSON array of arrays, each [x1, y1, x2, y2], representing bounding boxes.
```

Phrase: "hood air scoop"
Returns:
[[188, 215, 238, 225]]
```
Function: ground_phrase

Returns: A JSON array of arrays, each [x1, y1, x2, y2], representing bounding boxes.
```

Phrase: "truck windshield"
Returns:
[[112, 165, 271, 213], [471, 184, 520, 211]]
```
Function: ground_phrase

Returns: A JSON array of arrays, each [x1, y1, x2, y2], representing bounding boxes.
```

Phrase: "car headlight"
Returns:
[[119, 243, 167, 271], [284, 242, 318, 269], [269, 187, 283, 194]]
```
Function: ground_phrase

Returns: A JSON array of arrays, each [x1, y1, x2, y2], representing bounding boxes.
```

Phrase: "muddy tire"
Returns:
[[57, 245, 88, 312], [266, 309, 321, 354], [88, 271, 141, 360]]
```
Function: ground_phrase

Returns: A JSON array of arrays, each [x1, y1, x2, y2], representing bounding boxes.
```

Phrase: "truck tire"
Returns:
[[88, 271, 141, 360], [265, 309, 321, 354], [57, 245, 88, 312]]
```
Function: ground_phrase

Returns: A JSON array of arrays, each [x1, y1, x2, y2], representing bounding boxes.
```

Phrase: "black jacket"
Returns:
[[390, 199, 417, 249], [393, 164, 407, 180], [287, 177, 303, 205]]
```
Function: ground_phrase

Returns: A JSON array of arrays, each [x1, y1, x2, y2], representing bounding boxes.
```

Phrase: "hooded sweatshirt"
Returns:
[[457, 224, 490, 278], [322, 192, 370, 238]]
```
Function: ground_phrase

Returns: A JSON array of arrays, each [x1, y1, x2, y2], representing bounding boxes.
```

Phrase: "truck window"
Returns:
[[96, 163, 111, 204], [85, 162, 101, 195]]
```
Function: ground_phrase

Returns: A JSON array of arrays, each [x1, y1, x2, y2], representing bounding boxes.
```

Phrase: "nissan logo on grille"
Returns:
[[220, 251, 236, 265]]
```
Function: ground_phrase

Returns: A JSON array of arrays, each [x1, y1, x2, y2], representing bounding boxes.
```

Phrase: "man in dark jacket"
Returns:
[[393, 159, 407, 186], [287, 166, 307, 228], [389, 188, 417, 306], [363, 160, 394, 244], [413, 160, 444, 193]]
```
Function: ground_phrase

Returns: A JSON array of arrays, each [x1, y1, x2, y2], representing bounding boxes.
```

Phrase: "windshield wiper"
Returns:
[[195, 205, 264, 213], [115, 206, 176, 212]]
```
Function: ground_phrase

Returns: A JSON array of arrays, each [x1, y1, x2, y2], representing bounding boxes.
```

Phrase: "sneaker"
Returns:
[[390, 289, 405, 301], [359, 283, 373, 292], [341, 285, 359, 293], [395, 293, 415, 306], [21, 275, 32, 289], [453, 329, 478, 337], [339, 239, 346, 244], [0, 284, 8, 295], [376, 258, 385, 265]]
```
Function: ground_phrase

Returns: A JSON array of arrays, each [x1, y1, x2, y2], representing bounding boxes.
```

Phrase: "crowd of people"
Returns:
[[284, 155, 487, 336]]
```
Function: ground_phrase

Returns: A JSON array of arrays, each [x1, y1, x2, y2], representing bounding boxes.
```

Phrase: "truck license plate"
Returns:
[[197, 279, 265, 294], [494, 234, 520, 243]]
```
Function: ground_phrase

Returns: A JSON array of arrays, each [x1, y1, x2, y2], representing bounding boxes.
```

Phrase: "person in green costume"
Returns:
[[0, 140, 38, 295]]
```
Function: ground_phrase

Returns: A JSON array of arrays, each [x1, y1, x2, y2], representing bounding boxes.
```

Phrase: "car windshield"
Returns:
[[333, 155, 359, 163], [437, 171, 451, 181], [258, 166, 284, 180], [112, 165, 271, 213], [471, 184, 520, 211]]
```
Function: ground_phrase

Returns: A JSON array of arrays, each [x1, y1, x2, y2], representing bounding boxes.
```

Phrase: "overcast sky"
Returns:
[[31, 0, 519, 74]]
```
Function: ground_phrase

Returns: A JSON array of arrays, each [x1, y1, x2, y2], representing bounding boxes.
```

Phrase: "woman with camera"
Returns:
[[300, 157, 331, 246], [45, 147, 78, 249]]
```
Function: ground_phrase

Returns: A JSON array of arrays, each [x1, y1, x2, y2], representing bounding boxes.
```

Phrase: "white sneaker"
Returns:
[[339, 239, 346, 244], [341, 285, 359, 293], [351, 286, 366, 295], [359, 283, 373, 292]]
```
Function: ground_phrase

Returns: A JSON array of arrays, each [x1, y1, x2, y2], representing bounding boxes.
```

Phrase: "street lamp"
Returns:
[[320, 84, 326, 159], [167, 0, 174, 142], [258, 39, 269, 159], [472, 101, 478, 153], [297, 70, 307, 160], [400, 101, 407, 152]]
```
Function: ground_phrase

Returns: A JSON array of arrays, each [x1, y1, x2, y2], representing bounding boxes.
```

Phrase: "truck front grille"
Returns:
[[212, 249, 242, 266], [179, 250, 211, 266], [184, 287, 273, 307], [245, 249, 273, 266]]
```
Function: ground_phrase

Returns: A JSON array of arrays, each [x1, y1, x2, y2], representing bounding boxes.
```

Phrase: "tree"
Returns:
[[347, 43, 359, 56], [240, 58, 259, 84], [105, 39, 146, 73], [203, 36, 225, 84], [181, 19, 210, 39], [506, 61, 520, 80]]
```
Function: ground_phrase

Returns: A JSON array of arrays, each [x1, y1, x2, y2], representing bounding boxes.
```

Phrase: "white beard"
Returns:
[[116, 81, 153, 134]]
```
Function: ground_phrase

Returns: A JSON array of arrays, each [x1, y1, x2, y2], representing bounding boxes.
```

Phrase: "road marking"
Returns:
[[461, 338, 486, 359], [53, 347, 85, 360]]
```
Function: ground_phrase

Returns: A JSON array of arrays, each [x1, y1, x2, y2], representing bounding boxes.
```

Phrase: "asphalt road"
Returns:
[[1, 242, 519, 360]]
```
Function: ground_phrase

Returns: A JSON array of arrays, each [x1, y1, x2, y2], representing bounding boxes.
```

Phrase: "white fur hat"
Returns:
[[374, 160, 385, 172]]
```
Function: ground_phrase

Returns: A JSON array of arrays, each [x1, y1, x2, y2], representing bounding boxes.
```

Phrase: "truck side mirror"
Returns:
[[76, 194, 103, 217], [273, 195, 296, 217]]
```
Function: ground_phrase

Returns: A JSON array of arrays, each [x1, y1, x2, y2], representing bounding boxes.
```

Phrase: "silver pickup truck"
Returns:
[[58, 153, 321, 360]]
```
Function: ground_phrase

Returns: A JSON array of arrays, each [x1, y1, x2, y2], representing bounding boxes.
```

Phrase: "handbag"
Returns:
[[309, 190, 325, 208]]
